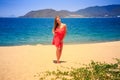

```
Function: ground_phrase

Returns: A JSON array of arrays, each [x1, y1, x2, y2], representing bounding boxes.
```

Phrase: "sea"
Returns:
[[0, 18, 120, 46]]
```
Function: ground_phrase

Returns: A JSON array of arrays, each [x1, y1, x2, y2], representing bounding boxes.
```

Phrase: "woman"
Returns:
[[52, 16, 67, 63]]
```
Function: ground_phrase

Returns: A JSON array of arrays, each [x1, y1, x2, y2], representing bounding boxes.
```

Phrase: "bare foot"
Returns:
[[53, 60, 60, 64], [57, 61, 60, 64]]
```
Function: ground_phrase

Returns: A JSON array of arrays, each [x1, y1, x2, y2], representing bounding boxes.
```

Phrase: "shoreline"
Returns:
[[0, 41, 120, 80], [0, 40, 120, 47]]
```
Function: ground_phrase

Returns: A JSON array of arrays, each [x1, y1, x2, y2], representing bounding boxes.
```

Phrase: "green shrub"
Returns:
[[35, 58, 120, 80]]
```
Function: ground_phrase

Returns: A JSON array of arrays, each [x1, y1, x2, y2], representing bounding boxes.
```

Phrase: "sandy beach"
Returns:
[[0, 41, 120, 80]]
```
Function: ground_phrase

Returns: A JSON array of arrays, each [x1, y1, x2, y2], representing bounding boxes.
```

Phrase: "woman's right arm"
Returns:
[[52, 29, 55, 35]]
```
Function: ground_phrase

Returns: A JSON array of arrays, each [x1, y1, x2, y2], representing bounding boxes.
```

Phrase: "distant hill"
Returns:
[[76, 5, 120, 17], [20, 4, 120, 18], [20, 9, 82, 18]]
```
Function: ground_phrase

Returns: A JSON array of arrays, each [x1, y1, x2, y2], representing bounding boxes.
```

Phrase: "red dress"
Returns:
[[52, 27, 66, 48]]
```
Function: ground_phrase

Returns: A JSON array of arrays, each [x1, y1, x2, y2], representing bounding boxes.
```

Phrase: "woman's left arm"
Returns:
[[61, 24, 67, 42], [64, 24, 67, 38]]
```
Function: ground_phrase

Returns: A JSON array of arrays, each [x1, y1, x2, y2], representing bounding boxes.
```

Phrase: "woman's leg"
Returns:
[[56, 46, 63, 63], [56, 48, 60, 63], [59, 46, 63, 59]]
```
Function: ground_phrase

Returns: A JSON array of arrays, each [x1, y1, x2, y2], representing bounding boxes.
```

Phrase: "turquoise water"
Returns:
[[0, 18, 120, 46]]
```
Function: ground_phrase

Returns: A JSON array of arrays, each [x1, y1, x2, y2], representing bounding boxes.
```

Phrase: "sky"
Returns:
[[0, 0, 120, 17]]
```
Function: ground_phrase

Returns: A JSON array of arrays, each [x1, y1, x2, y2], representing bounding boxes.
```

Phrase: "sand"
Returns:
[[0, 41, 120, 80]]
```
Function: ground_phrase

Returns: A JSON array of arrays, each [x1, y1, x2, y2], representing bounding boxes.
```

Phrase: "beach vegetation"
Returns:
[[35, 58, 120, 80]]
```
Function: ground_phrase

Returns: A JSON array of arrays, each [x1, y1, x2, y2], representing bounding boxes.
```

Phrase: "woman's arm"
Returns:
[[52, 28, 55, 35], [64, 24, 67, 38], [61, 24, 67, 41]]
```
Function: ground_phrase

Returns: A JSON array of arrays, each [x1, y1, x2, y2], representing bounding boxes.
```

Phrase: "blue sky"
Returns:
[[0, 0, 120, 17]]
